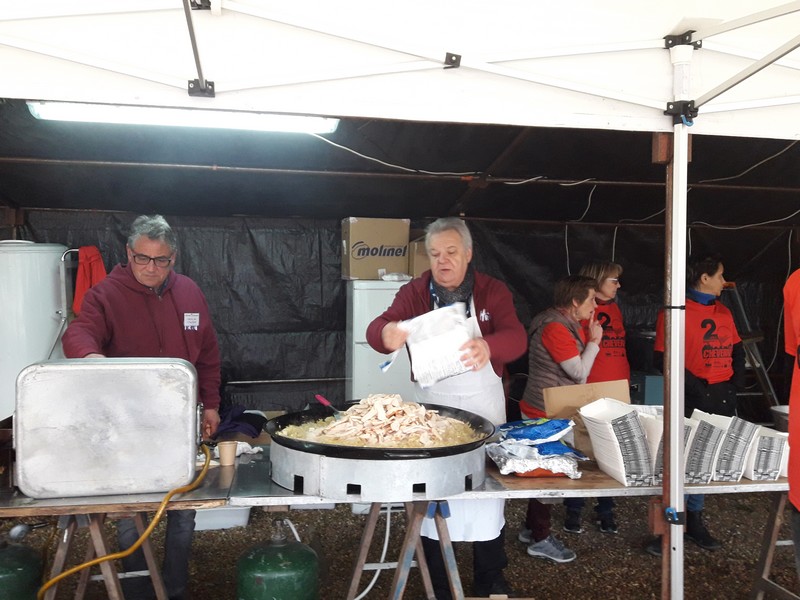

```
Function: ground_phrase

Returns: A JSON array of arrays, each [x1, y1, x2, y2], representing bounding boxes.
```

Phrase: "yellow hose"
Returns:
[[37, 443, 213, 600]]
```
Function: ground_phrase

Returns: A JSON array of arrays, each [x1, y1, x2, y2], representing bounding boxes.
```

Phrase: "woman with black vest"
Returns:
[[517, 275, 602, 563]]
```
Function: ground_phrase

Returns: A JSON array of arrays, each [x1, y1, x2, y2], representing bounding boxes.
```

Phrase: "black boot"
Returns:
[[685, 510, 721, 550]]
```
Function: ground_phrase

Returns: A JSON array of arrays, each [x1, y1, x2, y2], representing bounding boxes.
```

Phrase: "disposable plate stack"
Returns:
[[684, 415, 725, 484], [692, 410, 759, 482], [743, 427, 789, 481], [580, 398, 653, 487], [636, 411, 693, 486]]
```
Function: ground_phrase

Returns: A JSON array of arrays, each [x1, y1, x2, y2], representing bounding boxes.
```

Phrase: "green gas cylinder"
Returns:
[[237, 519, 319, 600], [0, 541, 43, 600]]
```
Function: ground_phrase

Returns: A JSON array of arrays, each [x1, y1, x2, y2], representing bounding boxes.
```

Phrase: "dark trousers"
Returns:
[[525, 499, 551, 542], [117, 509, 196, 600], [421, 528, 508, 600], [564, 496, 615, 516]]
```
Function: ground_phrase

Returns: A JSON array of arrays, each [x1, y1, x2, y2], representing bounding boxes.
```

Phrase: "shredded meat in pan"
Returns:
[[279, 394, 482, 448]]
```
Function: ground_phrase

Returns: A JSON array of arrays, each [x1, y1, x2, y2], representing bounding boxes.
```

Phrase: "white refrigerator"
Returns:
[[345, 280, 417, 402]]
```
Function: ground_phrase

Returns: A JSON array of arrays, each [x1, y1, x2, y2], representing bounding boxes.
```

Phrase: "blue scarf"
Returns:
[[687, 287, 716, 306]]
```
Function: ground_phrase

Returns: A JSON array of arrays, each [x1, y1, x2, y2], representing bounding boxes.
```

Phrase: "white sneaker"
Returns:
[[526, 534, 577, 563], [517, 527, 533, 544]]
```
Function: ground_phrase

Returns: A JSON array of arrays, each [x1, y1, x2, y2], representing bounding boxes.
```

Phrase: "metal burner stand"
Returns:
[[270, 443, 486, 502]]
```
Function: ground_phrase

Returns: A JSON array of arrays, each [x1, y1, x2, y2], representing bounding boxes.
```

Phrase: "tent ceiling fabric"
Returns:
[[2, 1, 800, 138]]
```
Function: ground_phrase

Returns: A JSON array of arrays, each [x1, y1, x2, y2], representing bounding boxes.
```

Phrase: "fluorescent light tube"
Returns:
[[26, 101, 339, 134]]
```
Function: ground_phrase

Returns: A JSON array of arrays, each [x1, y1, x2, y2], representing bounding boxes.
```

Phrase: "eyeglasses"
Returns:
[[131, 253, 173, 268], [606, 278, 620, 283]]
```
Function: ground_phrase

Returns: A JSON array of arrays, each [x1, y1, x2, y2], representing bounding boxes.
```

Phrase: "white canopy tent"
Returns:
[[2, 1, 799, 138], [3, 2, 800, 598]]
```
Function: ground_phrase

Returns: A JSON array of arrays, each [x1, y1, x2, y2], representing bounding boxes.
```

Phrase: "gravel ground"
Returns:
[[3, 491, 798, 599]]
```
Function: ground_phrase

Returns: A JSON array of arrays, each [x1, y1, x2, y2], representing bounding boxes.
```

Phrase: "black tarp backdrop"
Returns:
[[13, 209, 792, 418]]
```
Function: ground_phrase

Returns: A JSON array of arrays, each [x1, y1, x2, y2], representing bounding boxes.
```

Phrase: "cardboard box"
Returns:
[[341, 217, 410, 280], [408, 236, 429, 278], [543, 379, 630, 460]]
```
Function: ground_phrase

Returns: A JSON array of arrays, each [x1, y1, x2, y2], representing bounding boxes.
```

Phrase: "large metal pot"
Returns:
[[265, 402, 495, 460]]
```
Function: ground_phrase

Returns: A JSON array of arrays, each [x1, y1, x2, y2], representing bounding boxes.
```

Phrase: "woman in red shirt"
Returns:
[[562, 261, 629, 535], [647, 253, 744, 556]]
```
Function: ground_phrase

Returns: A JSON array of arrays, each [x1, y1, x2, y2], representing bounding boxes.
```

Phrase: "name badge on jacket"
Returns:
[[184, 313, 200, 331]]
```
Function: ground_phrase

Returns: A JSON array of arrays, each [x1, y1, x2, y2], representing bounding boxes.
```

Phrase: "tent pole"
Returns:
[[666, 119, 689, 600], [662, 43, 693, 600]]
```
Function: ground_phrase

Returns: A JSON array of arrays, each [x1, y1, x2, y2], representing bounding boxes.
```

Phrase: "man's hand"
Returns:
[[380, 322, 409, 352], [460, 338, 491, 371], [202, 408, 220, 440]]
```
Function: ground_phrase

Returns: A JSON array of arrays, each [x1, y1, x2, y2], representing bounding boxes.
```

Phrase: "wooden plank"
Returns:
[[346, 503, 382, 600], [490, 461, 622, 492], [133, 513, 168, 600], [44, 516, 78, 600], [86, 514, 124, 600], [0, 497, 228, 518], [750, 493, 800, 600]]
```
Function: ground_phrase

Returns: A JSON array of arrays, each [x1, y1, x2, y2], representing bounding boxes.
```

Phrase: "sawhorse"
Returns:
[[750, 492, 800, 600], [44, 512, 167, 600], [347, 500, 464, 600]]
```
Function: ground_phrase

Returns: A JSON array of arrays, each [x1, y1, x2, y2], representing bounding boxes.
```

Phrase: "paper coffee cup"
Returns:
[[217, 441, 238, 466]]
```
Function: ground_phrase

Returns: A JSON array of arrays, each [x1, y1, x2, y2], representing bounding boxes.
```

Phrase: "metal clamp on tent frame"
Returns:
[[444, 52, 461, 69], [188, 79, 215, 97], [664, 100, 698, 126], [664, 31, 702, 50], [665, 506, 685, 526]]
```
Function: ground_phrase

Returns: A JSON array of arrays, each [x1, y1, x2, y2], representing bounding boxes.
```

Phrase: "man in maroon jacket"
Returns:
[[62, 214, 221, 600], [366, 217, 527, 598]]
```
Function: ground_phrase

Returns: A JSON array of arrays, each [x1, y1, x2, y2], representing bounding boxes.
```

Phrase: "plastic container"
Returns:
[[195, 506, 251, 531]]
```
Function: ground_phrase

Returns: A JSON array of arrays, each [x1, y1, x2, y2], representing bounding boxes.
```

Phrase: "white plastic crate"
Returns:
[[194, 506, 251, 531]]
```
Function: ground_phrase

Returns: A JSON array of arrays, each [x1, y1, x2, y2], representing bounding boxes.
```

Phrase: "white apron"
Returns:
[[416, 305, 506, 542]]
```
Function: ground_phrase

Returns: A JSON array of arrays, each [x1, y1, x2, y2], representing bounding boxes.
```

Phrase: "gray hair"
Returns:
[[127, 215, 178, 253], [424, 217, 473, 252]]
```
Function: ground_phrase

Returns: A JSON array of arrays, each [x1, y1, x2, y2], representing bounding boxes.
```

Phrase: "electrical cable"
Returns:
[[691, 204, 800, 230], [559, 177, 596, 186], [765, 229, 795, 375], [698, 140, 798, 184], [564, 184, 598, 273], [618, 208, 666, 224], [503, 175, 544, 185], [309, 133, 478, 177], [572, 184, 596, 222], [611, 226, 619, 262], [564, 223, 571, 275], [36, 443, 213, 600]]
